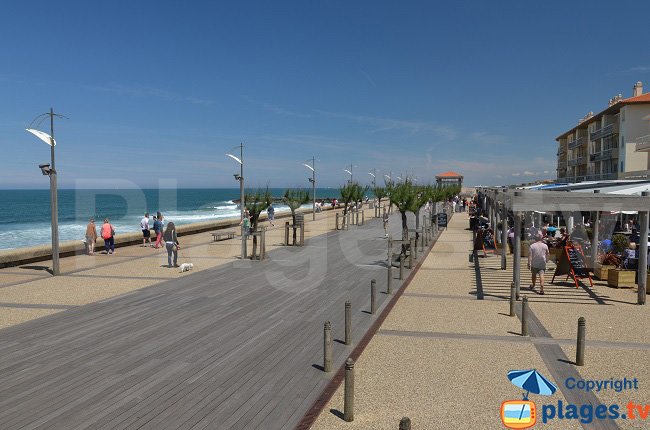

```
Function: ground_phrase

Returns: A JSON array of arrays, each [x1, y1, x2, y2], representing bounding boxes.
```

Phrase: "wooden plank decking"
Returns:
[[0, 216, 416, 429]]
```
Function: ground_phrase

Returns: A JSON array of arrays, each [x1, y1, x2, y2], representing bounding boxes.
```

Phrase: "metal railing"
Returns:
[[567, 137, 585, 150], [568, 156, 586, 166], [586, 172, 617, 181], [590, 123, 617, 141], [589, 148, 618, 162]]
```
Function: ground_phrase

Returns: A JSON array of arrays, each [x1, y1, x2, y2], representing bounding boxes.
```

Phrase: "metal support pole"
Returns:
[[576, 317, 586, 366], [509, 282, 516, 317], [344, 358, 354, 422], [413, 236, 418, 260], [345, 300, 352, 345], [323, 321, 332, 372], [638, 191, 649, 305], [240, 143, 245, 261], [285, 221, 290, 244], [409, 238, 415, 268], [49, 108, 60, 276], [501, 204, 508, 270], [335, 213, 339, 230], [370, 279, 376, 314], [513, 210, 522, 300], [591, 192, 600, 273], [521, 296, 529, 336], [399, 254, 404, 280]]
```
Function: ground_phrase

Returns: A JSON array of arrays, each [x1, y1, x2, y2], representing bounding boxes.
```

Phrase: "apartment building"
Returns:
[[556, 81, 650, 182]]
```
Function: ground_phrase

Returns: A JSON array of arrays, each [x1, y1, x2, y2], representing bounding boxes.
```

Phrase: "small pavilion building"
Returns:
[[435, 171, 463, 187]]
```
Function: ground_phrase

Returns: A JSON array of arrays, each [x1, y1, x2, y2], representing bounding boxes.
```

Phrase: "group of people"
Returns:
[[83, 211, 181, 268]]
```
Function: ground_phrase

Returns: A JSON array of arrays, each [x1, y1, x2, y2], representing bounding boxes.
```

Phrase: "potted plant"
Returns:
[[595, 252, 619, 280], [607, 235, 635, 288]]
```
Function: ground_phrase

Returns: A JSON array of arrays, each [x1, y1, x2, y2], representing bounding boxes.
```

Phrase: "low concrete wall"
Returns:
[[0, 206, 333, 269]]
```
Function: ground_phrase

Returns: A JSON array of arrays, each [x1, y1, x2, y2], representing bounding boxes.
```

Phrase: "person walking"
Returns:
[[240, 209, 251, 236], [382, 209, 389, 237], [153, 212, 164, 249], [163, 222, 180, 267], [267, 203, 275, 226], [85, 218, 97, 255], [528, 234, 550, 295], [140, 212, 152, 247], [101, 218, 115, 255]]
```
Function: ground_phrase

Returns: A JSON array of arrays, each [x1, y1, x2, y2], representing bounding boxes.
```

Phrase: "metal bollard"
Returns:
[[370, 279, 376, 314], [521, 296, 529, 336], [335, 213, 340, 230], [413, 237, 418, 260], [399, 254, 404, 280], [285, 221, 290, 244], [345, 300, 352, 345], [509, 282, 516, 317], [576, 317, 586, 366], [323, 321, 332, 372], [409, 238, 415, 268], [344, 358, 354, 422], [387, 263, 392, 294], [399, 417, 412, 430]]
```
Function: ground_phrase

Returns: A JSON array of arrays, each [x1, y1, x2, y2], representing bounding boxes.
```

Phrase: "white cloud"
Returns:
[[319, 111, 458, 139]]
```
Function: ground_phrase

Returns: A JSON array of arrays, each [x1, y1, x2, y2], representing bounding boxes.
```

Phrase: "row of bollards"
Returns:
[[510, 290, 586, 366], [328, 225, 440, 423]]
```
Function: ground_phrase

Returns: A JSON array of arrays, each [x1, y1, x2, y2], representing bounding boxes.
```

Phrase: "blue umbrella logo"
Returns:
[[507, 369, 558, 420]]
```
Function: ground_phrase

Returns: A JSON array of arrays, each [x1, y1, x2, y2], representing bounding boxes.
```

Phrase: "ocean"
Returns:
[[0, 188, 341, 250]]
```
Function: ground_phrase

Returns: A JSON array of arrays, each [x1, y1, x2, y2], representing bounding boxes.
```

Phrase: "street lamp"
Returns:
[[368, 168, 376, 188], [303, 157, 316, 221], [26, 108, 65, 276], [226, 143, 245, 259], [344, 164, 356, 183]]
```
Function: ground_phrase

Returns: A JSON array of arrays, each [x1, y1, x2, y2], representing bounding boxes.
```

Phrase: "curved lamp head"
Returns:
[[26, 128, 56, 146], [303, 163, 314, 172], [226, 153, 242, 165], [344, 169, 352, 176]]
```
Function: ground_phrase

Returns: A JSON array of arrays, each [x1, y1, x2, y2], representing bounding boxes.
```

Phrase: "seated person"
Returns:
[[629, 229, 640, 245], [624, 242, 638, 269], [556, 227, 569, 247]]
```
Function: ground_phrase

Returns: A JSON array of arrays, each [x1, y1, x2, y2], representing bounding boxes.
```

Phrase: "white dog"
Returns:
[[178, 263, 194, 273]]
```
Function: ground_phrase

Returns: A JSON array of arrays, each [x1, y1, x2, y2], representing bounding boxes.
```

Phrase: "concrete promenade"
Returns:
[[310, 213, 649, 430], [0, 207, 422, 429]]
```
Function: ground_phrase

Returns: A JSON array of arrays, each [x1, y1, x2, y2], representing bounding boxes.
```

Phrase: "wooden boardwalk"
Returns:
[[0, 216, 415, 429]]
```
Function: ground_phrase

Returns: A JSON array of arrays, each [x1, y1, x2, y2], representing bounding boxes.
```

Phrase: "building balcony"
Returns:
[[586, 172, 617, 181], [634, 135, 650, 152], [590, 123, 619, 141], [567, 137, 585, 150], [589, 148, 618, 162], [568, 156, 586, 166]]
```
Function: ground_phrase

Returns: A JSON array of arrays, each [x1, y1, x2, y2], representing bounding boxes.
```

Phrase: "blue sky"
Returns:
[[1, 1, 649, 189]]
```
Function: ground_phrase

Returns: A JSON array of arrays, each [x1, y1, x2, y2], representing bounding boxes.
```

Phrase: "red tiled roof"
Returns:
[[436, 171, 463, 178], [622, 93, 650, 103]]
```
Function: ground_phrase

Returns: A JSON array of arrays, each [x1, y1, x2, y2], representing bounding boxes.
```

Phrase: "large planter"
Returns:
[[607, 269, 636, 288], [549, 247, 562, 263], [594, 264, 615, 281]]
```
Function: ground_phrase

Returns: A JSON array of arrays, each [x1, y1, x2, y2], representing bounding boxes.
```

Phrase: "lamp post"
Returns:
[[226, 143, 245, 259], [26, 108, 64, 276], [303, 157, 316, 221], [368, 169, 376, 188]]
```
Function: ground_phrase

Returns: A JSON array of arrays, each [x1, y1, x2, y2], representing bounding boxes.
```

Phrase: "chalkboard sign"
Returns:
[[551, 243, 593, 288], [437, 213, 448, 228]]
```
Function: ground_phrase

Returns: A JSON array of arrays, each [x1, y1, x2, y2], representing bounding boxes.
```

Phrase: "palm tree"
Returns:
[[389, 180, 419, 241], [339, 182, 367, 218], [244, 187, 272, 258], [283, 188, 310, 244]]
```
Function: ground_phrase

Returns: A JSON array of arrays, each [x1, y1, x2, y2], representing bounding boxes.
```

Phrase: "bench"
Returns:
[[212, 231, 236, 241]]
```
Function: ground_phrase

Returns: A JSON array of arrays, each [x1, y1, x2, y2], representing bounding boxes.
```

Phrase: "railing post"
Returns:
[[285, 221, 290, 244], [370, 279, 376, 314], [409, 238, 415, 268], [576, 317, 586, 366], [344, 358, 355, 422], [521, 296, 529, 337], [387, 261, 392, 294], [323, 321, 332, 372], [345, 300, 352, 346], [509, 282, 516, 317], [399, 254, 404, 280]]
